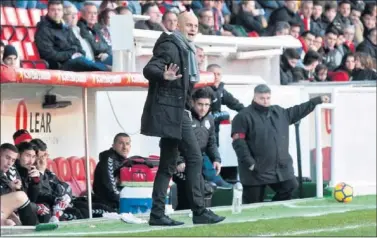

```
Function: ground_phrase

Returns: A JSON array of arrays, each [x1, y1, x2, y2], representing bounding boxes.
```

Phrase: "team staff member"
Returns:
[[232, 84, 329, 204], [141, 11, 224, 226], [206, 64, 244, 145]]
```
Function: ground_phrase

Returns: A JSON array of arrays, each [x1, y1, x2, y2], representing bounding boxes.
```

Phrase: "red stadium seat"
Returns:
[[26, 27, 36, 41], [0, 7, 6, 26], [3, 7, 19, 26], [21, 61, 35, 69], [67, 157, 87, 195], [46, 158, 58, 174], [22, 41, 40, 60], [16, 8, 32, 27], [80, 157, 96, 181], [28, 9, 42, 27], [1, 26, 15, 41], [54, 157, 81, 197]]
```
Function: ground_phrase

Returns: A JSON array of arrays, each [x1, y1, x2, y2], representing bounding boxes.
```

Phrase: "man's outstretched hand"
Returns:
[[321, 95, 330, 103], [163, 64, 182, 81]]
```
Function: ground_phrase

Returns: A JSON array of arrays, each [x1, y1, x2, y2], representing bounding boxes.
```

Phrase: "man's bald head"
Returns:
[[177, 11, 198, 42]]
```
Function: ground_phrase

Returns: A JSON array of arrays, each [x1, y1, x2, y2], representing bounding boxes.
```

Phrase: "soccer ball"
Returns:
[[333, 182, 353, 203]]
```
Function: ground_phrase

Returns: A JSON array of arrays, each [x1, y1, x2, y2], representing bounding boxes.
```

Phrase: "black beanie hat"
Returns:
[[3, 45, 18, 61]]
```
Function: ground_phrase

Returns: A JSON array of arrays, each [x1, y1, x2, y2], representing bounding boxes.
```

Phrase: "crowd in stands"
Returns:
[[1, 0, 376, 82]]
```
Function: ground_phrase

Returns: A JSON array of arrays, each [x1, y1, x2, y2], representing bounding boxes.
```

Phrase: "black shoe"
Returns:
[[149, 215, 184, 226], [193, 209, 225, 224]]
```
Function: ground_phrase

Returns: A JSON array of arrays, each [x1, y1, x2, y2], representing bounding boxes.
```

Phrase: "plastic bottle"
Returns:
[[232, 182, 243, 214]]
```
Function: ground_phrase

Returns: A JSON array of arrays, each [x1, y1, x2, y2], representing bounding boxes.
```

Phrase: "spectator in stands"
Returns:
[[93, 133, 131, 210], [322, 27, 343, 71], [335, 0, 353, 28], [273, 21, 290, 36], [196, 46, 205, 70], [297, 50, 321, 80], [62, 4, 109, 71], [343, 24, 356, 52], [162, 11, 178, 32], [198, 8, 217, 35], [35, 0, 109, 72], [322, 2, 339, 31], [78, 2, 113, 67], [1, 45, 19, 68], [98, 8, 117, 46], [160, 0, 193, 15], [335, 53, 356, 79], [314, 64, 330, 81], [115, 6, 131, 15], [280, 48, 301, 85], [361, 8, 376, 37], [350, 5, 364, 44], [313, 34, 324, 52], [256, 0, 284, 21], [290, 23, 301, 38], [0, 41, 4, 65], [269, 0, 304, 34], [352, 52, 377, 80], [235, 0, 267, 35], [300, 31, 316, 54], [311, 1, 325, 36], [99, 0, 118, 12], [299, 0, 314, 32], [356, 28, 377, 61], [135, 2, 164, 31], [127, 0, 142, 15], [206, 64, 244, 145], [13, 130, 32, 145]]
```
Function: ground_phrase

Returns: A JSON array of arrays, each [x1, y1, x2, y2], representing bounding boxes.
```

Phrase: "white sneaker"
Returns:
[[49, 216, 60, 223]]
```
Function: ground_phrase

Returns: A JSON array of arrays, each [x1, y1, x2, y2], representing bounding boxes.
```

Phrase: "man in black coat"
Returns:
[[269, 0, 304, 34], [206, 64, 244, 146], [141, 12, 225, 226], [231, 84, 329, 204]]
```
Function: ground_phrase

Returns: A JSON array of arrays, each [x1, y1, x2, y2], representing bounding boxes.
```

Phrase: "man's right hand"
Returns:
[[163, 64, 182, 81]]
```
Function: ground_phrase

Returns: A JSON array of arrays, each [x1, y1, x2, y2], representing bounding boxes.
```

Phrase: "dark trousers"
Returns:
[[151, 111, 205, 218], [242, 178, 298, 204], [60, 57, 110, 72]]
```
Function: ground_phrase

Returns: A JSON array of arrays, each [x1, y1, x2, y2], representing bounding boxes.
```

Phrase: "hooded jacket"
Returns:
[[93, 148, 126, 208]]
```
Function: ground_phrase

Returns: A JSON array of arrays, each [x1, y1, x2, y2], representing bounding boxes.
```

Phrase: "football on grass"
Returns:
[[333, 182, 353, 203]]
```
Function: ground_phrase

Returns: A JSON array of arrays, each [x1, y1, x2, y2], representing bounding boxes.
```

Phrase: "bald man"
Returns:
[[141, 12, 225, 226]]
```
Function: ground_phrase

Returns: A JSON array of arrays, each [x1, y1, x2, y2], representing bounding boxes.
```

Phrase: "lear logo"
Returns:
[[15, 100, 52, 133], [15, 100, 28, 131]]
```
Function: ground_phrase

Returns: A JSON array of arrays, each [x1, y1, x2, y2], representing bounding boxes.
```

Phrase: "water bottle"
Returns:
[[232, 182, 243, 214]]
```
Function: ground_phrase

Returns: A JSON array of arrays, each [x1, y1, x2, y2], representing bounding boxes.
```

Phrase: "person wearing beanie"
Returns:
[[2, 45, 19, 68], [13, 130, 33, 145]]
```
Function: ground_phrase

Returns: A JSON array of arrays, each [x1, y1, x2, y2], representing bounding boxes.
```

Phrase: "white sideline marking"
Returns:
[[260, 223, 377, 237], [9, 205, 375, 237]]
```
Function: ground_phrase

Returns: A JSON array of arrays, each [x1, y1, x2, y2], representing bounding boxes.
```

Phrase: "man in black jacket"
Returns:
[[269, 0, 304, 34], [231, 84, 329, 204], [35, 0, 108, 71], [93, 133, 131, 210], [206, 64, 244, 146], [141, 12, 224, 226]]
